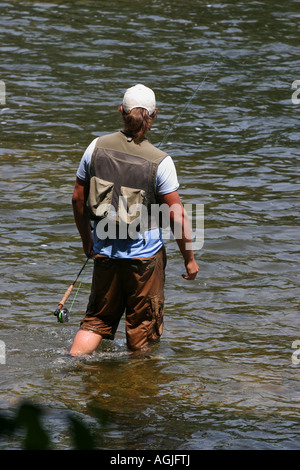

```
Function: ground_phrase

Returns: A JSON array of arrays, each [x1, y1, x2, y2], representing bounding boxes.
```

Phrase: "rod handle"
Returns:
[[57, 284, 74, 309]]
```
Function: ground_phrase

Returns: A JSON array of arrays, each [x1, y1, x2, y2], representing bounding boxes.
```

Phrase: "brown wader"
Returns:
[[79, 246, 166, 351]]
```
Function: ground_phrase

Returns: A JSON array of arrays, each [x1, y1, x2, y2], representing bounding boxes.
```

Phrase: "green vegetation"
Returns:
[[0, 400, 99, 450]]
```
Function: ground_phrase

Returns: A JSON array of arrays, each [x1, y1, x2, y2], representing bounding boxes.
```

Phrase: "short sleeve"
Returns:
[[155, 156, 179, 195], [76, 138, 98, 181]]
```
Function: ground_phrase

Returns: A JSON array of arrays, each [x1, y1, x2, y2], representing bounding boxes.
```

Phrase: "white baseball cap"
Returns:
[[122, 84, 156, 115]]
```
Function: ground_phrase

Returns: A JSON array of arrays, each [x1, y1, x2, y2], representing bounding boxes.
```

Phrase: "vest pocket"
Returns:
[[87, 176, 114, 220], [117, 186, 146, 226]]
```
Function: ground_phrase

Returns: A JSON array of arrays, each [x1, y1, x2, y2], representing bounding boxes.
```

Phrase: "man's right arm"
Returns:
[[158, 190, 199, 281]]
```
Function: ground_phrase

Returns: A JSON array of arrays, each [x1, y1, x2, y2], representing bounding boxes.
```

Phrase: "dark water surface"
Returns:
[[0, 0, 300, 450]]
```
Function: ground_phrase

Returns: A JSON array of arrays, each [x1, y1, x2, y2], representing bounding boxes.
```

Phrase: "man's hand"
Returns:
[[82, 237, 94, 259], [182, 258, 199, 280]]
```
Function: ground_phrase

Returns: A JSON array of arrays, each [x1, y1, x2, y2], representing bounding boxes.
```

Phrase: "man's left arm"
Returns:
[[72, 177, 94, 258]]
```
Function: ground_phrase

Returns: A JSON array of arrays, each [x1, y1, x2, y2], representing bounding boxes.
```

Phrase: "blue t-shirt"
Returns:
[[77, 137, 179, 258]]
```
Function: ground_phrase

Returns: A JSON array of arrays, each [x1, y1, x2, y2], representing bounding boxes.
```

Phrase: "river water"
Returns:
[[0, 0, 300, 450]]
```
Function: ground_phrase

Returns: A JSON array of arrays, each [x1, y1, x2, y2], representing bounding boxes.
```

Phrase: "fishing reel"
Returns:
[[53, 257, 90, 324], [54, 307, 70, 323]]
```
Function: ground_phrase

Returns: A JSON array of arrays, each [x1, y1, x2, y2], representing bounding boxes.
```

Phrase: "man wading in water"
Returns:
[[70, 84, 199, 356]]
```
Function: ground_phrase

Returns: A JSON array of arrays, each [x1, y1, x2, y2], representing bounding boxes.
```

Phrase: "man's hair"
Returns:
[[122, 107, 155, 144]]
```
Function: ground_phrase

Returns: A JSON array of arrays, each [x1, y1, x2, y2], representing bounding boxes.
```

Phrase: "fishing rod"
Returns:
[[158, 66, 213, 148], [53, 257, 90, 323]]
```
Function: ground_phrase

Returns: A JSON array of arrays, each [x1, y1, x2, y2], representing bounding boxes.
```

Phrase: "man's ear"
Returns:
[[151, 108, 157, 119]]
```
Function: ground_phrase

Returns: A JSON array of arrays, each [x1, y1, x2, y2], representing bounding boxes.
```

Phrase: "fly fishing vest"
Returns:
[[87, 131, 168, 236]]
